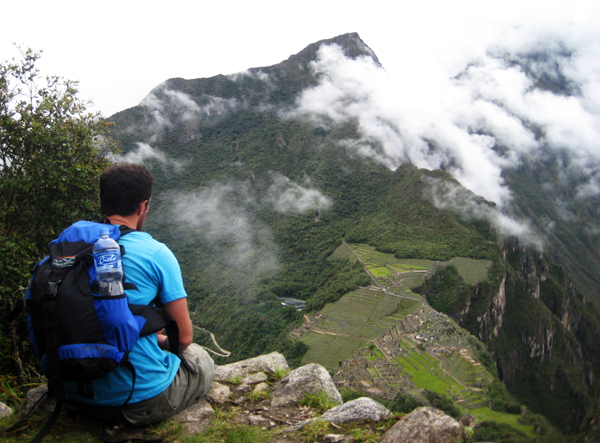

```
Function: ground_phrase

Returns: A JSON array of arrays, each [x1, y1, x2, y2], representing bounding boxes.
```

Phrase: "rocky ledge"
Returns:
[[2, 352, 473, 442]]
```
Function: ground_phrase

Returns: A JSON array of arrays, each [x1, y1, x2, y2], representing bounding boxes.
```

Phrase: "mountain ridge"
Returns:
[[106, 32, 600, 436]]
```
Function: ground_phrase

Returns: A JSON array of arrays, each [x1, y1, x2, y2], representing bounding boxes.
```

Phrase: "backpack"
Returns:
[[13, 220, 179, 442]]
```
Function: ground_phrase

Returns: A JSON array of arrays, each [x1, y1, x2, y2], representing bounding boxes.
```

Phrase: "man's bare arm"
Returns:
[[157, 297, 193, 352]]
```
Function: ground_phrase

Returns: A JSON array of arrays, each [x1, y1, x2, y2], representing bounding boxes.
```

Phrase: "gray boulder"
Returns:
[[172, 398, 215, 435], [320, 397, 392, 423], [381, 407, 465, 443], [284, 396, 391, 432], [214, 351, 289, 382], [19, 384, 55, 413], [271, 363, 342, 408]]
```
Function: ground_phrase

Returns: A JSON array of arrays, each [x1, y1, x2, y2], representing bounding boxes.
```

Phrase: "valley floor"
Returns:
[[295, 243, 538, 438]]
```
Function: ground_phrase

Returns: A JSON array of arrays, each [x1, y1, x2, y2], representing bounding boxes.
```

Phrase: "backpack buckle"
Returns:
[[44, 281, 61, 299]]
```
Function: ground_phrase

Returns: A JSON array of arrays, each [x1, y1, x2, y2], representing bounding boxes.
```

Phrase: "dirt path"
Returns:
[[311, 327, 371, 342]]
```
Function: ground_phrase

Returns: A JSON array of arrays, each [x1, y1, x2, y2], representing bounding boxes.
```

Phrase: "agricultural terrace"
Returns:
[[346, 243, 433, 288], [443, 257, 493, 285], [307, 241, 529, 434], [299, 243, 432, 370], [299, 287, 422, 370], [390, 341, 490, 409]]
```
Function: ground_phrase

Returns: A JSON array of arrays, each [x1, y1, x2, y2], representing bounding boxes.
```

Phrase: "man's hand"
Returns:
[[162, 297, 193, 352], [157, 333, 169, 350]]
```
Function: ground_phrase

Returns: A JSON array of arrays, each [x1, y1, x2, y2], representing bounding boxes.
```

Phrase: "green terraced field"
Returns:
[[301, 331, 367, 369], [369, 266, 393, 278], [308, 242, 492, 411], [442, 351, 489, 388], [397, 354, 455, 394], [327, 243, 359, 262], [388, 337, 490, 408], [469, 407, 539, 439], [448, 257, 493, 285], [299, 287, 422, 370]]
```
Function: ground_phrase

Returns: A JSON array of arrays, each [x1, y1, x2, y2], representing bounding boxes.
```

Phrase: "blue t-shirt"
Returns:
[[65, 231, 186, 405]]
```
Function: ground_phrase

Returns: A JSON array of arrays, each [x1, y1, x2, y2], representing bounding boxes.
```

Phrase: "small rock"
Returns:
[[172, 398, 214, 423], [19, 384, 55, 413], [0, 401, 13, 419], [253, 382, 270, 394], [172, 398, 214, 435], [242, 372, 268, 385], [206, 382, 230, 404], [235, 384, 253, 395], [241, 413, 273, 427], [459, 413, 475, 427], [324, 434, 346, 442]]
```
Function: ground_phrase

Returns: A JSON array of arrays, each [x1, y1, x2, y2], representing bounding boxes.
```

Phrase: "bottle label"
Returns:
[[94, 251, 120, 267]]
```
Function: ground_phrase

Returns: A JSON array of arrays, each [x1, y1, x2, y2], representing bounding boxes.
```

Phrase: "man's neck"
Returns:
[[105, 215, 138, 230]]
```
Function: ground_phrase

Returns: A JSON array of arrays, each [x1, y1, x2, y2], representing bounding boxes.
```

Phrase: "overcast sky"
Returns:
[[2, 0, 598, 117]]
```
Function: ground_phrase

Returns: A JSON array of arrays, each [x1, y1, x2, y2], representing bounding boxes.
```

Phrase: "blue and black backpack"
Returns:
[[13, 220, 179, 442]]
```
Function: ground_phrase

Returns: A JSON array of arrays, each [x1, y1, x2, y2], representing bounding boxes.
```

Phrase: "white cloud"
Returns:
[[108, 142, 185, 170], [138, 86, 240, 143], [266, 173, 333, 214], [165, 182, 280, 280], [282, 24, 600, 247], [156, 173, 332, 286], [422, 176, 544, 250]]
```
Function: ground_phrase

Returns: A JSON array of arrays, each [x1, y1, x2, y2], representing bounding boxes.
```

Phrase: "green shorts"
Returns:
[[69, 344, 215, 427]]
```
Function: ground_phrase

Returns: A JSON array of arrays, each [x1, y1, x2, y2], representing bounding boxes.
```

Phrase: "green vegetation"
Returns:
[[0, 49, 115, 388], [504, 156, 600, 306], [415, 266, 472, 317], [486, 380, 521, 414], [449, 257, 493, 285], [472, 421, 530, 443], [422, 389, 460, 418], [180, 409, 275, 443], [378, 391, 426, 414], [299, 391, 339, 415], [3, 35, 599, 442]]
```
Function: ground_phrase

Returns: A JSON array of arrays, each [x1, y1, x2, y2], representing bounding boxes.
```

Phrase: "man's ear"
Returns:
[[137, 200, 149, 215]]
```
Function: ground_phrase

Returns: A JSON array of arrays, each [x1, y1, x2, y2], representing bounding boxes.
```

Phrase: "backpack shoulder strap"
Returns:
[[129, 299, 180, 356]]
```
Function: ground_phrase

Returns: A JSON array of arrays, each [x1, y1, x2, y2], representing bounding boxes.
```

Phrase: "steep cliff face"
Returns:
[[485, 246, 600, 434], [475, 274, 506, 342], [416, 241, 600, 434]]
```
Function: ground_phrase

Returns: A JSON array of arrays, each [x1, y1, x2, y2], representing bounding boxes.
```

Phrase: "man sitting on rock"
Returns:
[[66, 163, 215, 426]]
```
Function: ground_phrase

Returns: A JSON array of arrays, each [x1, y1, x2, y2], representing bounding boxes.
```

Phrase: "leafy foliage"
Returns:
[[413, 265, 471, 316], [486, 380, 522, 414], [472, 421, 530, 443], [0, 48, 115, 379], [422, 389, 460, 418], [379, 391, 426, 414]]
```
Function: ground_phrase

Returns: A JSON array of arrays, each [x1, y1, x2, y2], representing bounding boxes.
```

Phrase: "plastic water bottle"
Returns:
[[93, 229, 124, 296]]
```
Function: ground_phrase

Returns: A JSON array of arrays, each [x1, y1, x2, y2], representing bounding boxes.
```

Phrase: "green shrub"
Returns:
[[422, 389, 460, 418], [382, 392, 426, 414], [472, 421, 529, 443]]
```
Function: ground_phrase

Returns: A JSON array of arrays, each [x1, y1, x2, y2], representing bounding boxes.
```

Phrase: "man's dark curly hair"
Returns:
[[100, 163, 154, 216]]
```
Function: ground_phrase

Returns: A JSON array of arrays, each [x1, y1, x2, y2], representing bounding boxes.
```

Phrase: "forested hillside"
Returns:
[[105, 33, 600, 435]]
